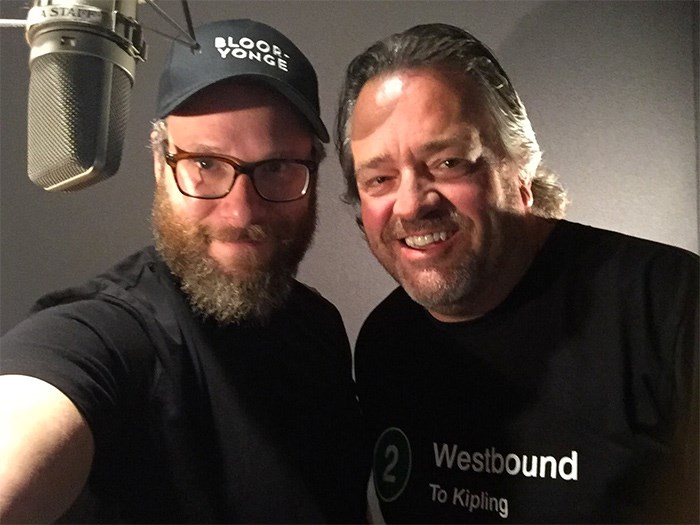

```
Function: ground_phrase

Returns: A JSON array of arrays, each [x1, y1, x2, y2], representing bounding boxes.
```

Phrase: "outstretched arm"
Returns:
[[0, 374, 94, 523]]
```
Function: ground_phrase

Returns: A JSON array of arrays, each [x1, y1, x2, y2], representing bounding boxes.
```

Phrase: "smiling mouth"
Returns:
[[404, 231, 449, 248]]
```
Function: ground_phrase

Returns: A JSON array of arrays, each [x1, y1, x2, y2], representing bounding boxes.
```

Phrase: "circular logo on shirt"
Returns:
[[373, 426, 412, 502]]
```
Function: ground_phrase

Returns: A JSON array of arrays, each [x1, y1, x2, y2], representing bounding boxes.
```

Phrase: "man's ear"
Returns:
[[355, 214, 367, 240], [153, 154, 165, 183], [151, 130, 165, 183], [520, 180, 534, 208]]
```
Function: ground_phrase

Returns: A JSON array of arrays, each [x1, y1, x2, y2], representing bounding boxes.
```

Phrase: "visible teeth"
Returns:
[[405, 231, 448, 248]]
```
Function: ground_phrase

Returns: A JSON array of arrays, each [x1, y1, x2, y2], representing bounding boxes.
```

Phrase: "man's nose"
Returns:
[[392, 169, 441, 220], [217, 174, 265, 225]]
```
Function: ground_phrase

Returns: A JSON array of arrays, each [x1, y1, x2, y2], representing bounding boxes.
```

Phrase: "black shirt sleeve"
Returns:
[[1, 297, 155, 441]]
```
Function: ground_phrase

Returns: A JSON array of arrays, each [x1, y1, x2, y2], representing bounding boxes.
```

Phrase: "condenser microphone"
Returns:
[[25, 0, 147, 191]]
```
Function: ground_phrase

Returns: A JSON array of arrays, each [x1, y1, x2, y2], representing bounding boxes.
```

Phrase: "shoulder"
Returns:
[[555, 221, 697, 262], [363, 286, 421, 327], [7, 245, 162, 344], [2, 246, 170, 384], [30, 246, 169, 313], [550, 221, 698, 286], [289, 281, 344, 322], [28, 246, 188, 343], [547, 222, 698, 356], [2, 288, 156, 380], [278, 281, 351, 349], [1, 250, 169, 438]]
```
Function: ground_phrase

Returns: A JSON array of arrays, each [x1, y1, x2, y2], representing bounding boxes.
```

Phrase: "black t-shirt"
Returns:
[[2, 246, 370, 523], [355, 221, 699, 524]]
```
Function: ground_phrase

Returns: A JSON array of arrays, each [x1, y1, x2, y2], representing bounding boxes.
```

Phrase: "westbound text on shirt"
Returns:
[[433, 443, 579, 480]]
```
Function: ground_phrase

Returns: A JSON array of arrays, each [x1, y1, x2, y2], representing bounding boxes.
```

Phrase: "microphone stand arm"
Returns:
[[141, 0, 199, 51]]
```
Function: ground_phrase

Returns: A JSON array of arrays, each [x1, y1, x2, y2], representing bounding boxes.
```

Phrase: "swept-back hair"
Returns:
[[335, 23, 568, 219]]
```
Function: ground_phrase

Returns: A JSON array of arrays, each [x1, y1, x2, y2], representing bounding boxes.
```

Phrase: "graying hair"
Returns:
[[335, 23, 568, 219]]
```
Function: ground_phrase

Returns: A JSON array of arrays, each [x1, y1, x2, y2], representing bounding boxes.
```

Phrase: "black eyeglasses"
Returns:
[[162, 143, 316, 202]]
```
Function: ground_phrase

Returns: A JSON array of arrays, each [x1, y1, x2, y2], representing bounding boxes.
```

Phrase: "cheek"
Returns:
[[359, 196, 392, 238], [273, 201, 311, 228], [434, 183, 484, 219], [163, 184, 216, 223]]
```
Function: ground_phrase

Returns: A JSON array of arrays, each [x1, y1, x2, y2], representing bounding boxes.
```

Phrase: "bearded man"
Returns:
[[0, 19, 369, 523]]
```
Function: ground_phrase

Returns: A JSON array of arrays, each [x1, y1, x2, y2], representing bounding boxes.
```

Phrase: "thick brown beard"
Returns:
[[151, 184, 316, 325]]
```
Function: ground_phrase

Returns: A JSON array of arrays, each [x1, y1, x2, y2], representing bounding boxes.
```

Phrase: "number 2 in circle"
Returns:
[[373, 427, 412, 502], [383, 444, 399, 483]]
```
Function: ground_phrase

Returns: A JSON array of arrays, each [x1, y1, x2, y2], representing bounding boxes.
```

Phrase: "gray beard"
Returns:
[[399, 254, 481, 314], [151, 185, 316, 325]]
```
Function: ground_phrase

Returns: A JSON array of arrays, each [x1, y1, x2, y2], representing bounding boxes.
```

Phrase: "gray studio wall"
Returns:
[[1, 1, 698, 344]]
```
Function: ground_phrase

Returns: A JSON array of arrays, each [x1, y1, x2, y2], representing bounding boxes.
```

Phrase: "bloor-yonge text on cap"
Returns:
[[214, 36, 291, 72]]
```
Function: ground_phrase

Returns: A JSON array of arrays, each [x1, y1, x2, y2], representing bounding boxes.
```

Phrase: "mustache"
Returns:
[[203, 224, 270, 243], [384, 211, 466, 241]]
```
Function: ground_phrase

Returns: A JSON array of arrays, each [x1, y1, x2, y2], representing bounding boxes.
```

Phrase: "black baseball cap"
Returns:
[[156, 19, 329, 142]]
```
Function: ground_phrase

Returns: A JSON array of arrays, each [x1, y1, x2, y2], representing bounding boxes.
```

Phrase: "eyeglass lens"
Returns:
[[175, 156, 309, 201]]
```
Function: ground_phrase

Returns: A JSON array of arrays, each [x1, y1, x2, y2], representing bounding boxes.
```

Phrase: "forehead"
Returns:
[[353, 68, 491, 135], [350, 68, 494, 157]]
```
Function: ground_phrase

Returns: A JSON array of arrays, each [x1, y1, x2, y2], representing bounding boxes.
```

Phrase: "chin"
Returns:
[[209, 246, 267, 276], [403, 266, 475, 307]]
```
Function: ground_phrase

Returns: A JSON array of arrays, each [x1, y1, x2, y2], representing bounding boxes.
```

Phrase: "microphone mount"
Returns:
[[26, 1, 147, 64], [0, 0, 199, 52]]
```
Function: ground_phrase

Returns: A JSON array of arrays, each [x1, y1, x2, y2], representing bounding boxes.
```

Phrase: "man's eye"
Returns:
[[358, 174, 396, 195], [436, 157, 483, 177], [442, 158, 469, 170], [261, 160, 284, 173], [194, 157, 218, 170]]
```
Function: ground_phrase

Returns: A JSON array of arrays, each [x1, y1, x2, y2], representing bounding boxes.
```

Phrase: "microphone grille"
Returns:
[[27, 53, 132, 191]]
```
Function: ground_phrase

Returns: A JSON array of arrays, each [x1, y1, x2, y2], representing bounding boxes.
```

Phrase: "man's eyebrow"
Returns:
[[354, 153, 394, 175], [167, 135, 227, 154], [417, 134, 478, 156], [175, 143, 223, 154], [354, 134, 480, 174]]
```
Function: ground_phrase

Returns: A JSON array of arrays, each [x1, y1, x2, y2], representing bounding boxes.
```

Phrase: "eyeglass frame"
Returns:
[[161, 142, 317, 202]]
